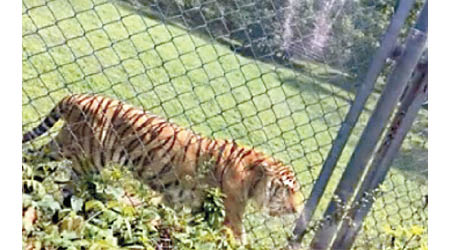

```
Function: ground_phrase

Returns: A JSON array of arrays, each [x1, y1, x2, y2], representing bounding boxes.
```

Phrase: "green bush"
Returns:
[[22, 160, 244, 250]]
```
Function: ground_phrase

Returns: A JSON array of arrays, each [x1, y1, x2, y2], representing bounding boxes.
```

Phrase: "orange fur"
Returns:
[[22, 94, 304, 242]]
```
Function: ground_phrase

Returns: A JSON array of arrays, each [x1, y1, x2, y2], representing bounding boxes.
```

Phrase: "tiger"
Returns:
[[22, 93, 304, 242]]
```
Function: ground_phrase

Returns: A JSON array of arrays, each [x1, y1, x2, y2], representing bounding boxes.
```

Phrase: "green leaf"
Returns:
[[37, 194, 61, 213], [85, 200, 106, 212], [71, 196, 84, 213]]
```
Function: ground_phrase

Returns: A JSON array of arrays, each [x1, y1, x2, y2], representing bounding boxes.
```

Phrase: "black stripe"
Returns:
[[100, 149, 105, 166], [92, 96, 106, 121], [75, 95, 92, 105], [161, 179, 178, 190], [81, 96, 96, 118], [251, 157, 267, 168], [182, 133, 195, 163], [216, 142, 228, 187], [136, 115, 158, 132], [205, 139, 213, 152], [102, 102, 124, 151], [130, 113, 146, 127], [79, 97, 97, 149], [98, 98, 114, 164], [63, 96, 79, 124], [132, 155, 144, 170], [119, 149, 128, 162], [119, 112, 147, 139], [146, 160, 174, 183], [148, 136, 172, 154], [142, 123, 170, 166], [150, 180, 179, 192], [107, 107, 137, 151], [237, 148, 253, 165], [125, 137, 145, 157], [148, 122, 167, 142], [208, 140, 217, 156], [123, 116, 159, 153], [158, 162, 173, 176], [22, 109, 61, 143], [267, 183, 278, 205], [72, 154, 85, 176], [215, 141, 227, 168], [136, 154, 148, 177], [110, 102, 124, 125], [163, 128, 180, 156], [233, 147, 246, 163], [226, 141, 238, 164], [195, 137, 204, 167]]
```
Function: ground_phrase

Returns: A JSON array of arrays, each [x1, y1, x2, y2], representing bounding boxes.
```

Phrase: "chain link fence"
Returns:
[[22, 0, 427, 249]]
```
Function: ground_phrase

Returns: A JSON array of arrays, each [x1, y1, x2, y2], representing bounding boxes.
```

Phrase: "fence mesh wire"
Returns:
[[22, 0, 427, 248]]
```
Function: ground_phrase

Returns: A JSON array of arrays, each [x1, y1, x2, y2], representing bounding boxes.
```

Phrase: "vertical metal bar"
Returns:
[[309, 3, 428, 249], [288, 0, 416, 247], [331, 3, 428, 248], [332, 68, 427, 250]]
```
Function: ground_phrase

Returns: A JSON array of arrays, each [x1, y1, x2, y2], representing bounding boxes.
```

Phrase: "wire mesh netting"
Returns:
[[22, 0, 427, 249]]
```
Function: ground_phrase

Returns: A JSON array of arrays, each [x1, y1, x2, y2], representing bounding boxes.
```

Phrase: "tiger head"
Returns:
[[249, 157, 304, 216]]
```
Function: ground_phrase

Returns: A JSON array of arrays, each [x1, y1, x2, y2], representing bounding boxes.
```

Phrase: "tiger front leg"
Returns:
[[223, 196, 247, 244]]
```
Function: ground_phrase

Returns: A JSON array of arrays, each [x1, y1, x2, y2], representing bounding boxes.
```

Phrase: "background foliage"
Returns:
[[120, 0, 424, 76]]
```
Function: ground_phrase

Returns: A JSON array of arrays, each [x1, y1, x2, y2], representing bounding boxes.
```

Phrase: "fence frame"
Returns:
[[332, 60, 428, 250], [288, 0, 417, 247], [308, 2, 428, 249]]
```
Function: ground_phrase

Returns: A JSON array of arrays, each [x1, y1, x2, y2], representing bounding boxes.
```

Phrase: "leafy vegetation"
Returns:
[[22, 0, 427, 249], [23, 161, 242, 249]]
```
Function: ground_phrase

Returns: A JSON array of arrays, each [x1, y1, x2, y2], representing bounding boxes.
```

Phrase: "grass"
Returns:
[[22, 0, 427, 249]]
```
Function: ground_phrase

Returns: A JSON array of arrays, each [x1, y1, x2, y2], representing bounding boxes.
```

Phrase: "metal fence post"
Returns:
[[309, 2, 428, 248], [332, 66, 427, 250], [331, 4, 428, 248], [288, 0, 416, 247]]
